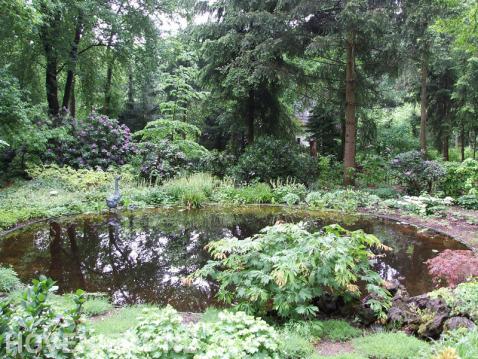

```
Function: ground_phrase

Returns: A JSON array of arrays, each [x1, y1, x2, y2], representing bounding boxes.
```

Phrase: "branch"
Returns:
[[56, 43, 107, 74]]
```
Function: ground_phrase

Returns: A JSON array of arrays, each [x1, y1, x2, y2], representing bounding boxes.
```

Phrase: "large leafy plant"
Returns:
[[0, 276, 86, 358], [190, 222, 391, 320]]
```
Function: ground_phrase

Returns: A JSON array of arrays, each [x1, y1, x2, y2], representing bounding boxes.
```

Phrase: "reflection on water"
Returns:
[[0, 206, 467, 311]]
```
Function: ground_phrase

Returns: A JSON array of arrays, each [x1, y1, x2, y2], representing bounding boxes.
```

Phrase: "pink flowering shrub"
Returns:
[[45, 112, 136, 169], [426, 249, 478, 287]]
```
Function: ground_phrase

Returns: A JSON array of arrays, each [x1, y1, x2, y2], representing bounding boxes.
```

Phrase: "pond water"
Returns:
[[0, 206, 467, 312]]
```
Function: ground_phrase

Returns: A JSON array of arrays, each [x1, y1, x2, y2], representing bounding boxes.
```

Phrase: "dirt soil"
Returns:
[[315, 340, 355, 356], [362, 206, 478, 251]]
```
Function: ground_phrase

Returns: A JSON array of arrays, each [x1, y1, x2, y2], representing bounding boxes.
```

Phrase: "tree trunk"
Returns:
[[442, 134, 449, 161], [472, 130, 477, 159], [45, 53, 60, 119], [69, 76, 76, 118], [460, 125, 466, 162], [246, 90, 255, 144], [39, 5, 61, 120], [343, 32, 356, 186], [62, 13, 83, 111], [420, 57, 428, 155], [442, 100, 449, 161]]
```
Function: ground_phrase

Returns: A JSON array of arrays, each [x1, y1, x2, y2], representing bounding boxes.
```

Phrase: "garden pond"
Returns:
[[0, 206, 467, 312]]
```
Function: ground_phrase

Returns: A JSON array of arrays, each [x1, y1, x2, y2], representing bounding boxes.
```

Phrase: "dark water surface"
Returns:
[[0, 206, 467, 311]]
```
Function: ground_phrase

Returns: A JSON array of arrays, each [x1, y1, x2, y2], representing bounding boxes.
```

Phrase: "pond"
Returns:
[[0, 206, 467, 312]]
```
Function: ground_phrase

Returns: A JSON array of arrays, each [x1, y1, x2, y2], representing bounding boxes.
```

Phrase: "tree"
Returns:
[[402, 0, 454, 156]]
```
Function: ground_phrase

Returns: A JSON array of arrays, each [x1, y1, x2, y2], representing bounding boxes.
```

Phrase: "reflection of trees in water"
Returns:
[[48, 222, 86, 292], [1, 208, 469, 307]]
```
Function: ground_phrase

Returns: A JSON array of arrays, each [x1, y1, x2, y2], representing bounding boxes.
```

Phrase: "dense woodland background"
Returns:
[[1, 0, 477, 186]]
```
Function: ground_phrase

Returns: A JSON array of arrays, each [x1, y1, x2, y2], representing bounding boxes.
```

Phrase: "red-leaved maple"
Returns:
[[426, 250, 478, 287]]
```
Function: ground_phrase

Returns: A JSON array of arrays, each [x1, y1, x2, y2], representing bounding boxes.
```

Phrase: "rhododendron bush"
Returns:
[[45, 112, 136, 170], [426, 250, 478, 287]]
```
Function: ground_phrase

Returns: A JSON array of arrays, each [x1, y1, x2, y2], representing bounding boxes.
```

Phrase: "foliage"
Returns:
[[352, 332, 429, 359], [190, 222, 391, 320], [161, 173, 219, 208], [48, 293, 113, 317], [77, 306, 283, 358], [317, 320, 362, 342], [382, 195, 454, 216], [278, 321, 321, 359], [306, 190, 380, 212], [391, 151, 446, 195], [0, 276, 86, 358], [456, 194, 478, 210], [426, 250, 478, 287], [282, 193, 301, 206], [313, 155, 343, 189], [0, 267, 21, 293], [45, 113, 136, 170], [356, 155, 391, 187], [424, 328, 478, 359], [430, 281, 478, 322], [212, 182, 274, 204], [230, 136, 318, 184], [134, 119, 209, 181], [440, 159, 478, 197], [271, 179, 307, 203]]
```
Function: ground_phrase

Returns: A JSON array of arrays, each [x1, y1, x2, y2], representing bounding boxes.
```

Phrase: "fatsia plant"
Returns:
[[190, 222, 392, 320]]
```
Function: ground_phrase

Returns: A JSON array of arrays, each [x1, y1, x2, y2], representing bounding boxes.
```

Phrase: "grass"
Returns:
[[352, 332, 429, 359], [318, 320, 363, 342], [0, 266, 21, 292], [316, 355, 367, 359], [89, 305, 152, 336]]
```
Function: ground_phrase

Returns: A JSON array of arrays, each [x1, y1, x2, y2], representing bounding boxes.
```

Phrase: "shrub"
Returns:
[[26, 165, 134, 192], [230, 136, 318, 184], [366, 187, 400, 199], [353, 332, 429, 359], [190, 223, 391, 319], [0, 267, 21, 293], [426, 250, 478, 287], [391, 151, 445, 195], [456, 194, 478, 210], [0, 276, 86, 358], [77, 306, 284, 358], [134, 119, 209, 182], [45, 112, 136, 170], [314, 155, 342, 189], [357, 154, 390, 187], [440, 159, 478, 197]]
